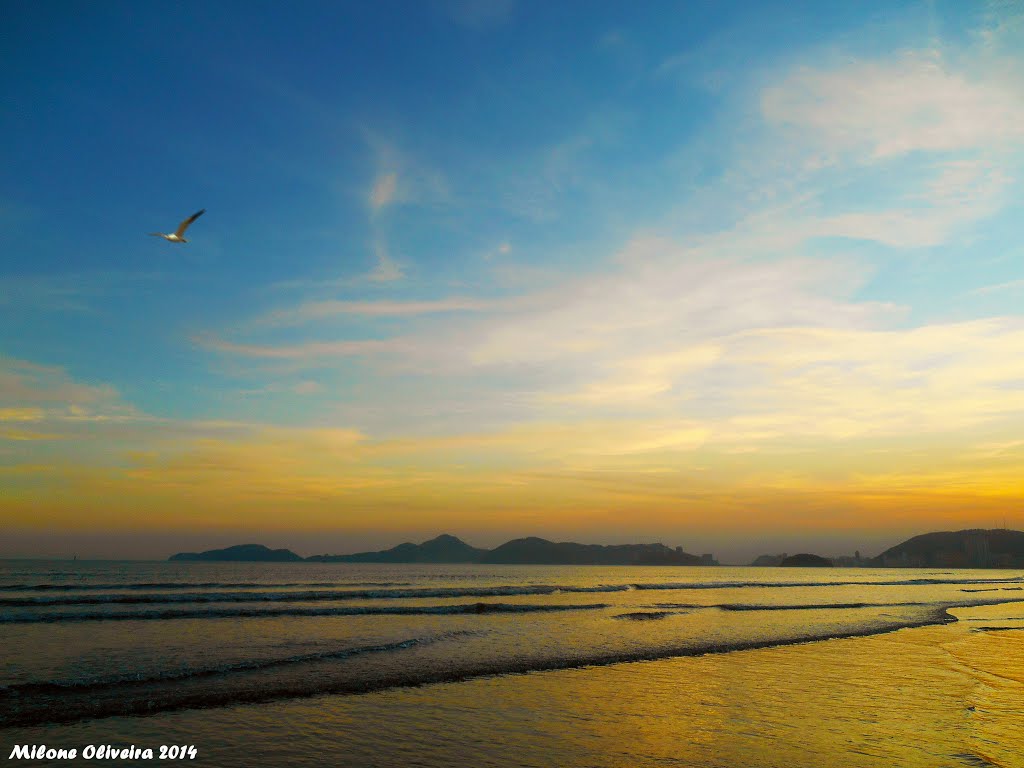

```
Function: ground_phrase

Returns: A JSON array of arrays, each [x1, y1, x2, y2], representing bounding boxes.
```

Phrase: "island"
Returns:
[[872, 529, 1024, 568], [169, 528, 1024, 568], [306, 534, 486, 563], [778, 553, 833, 567], [168, 544, 303, 562], [170, 535, 713, 565], [479, 537, 707, 565]]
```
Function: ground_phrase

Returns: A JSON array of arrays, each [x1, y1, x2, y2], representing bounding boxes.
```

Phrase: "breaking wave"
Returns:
[[0, 601, 610, 624]]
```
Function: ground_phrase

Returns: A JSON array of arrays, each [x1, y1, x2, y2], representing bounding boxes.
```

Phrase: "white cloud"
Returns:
[[0, 357, 136, 421], [369, 172, 398, 212], [367, 240, 404, 282], [970, 279, 1024, 296], [256, 297, 501, 327], [761, 53, 1024, 159], [458, 242, 895, 368], [363, 136, 450, 214], [193, 335, 400, 360]]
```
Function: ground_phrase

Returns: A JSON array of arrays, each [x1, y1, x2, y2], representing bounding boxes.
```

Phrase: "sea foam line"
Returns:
[[0, 601, 610, 624], [0, 581, 411, 592], [3, 575, 1022, 603]]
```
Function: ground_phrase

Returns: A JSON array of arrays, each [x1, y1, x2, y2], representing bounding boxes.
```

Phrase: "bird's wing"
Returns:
[[148, 233, 165, 237], [174, 209, 205, 237]]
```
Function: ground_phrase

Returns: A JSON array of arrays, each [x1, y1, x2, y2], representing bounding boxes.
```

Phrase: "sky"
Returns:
[[2, 0, 1024, 562]]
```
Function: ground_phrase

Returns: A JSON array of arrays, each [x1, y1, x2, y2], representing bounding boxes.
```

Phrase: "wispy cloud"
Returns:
[[0, 407, 45, 422], [970, 278, 1024, 295], [0, 272, 165, 315], [363, 135, 450, 214], [368, 172, 398, 212], [256, 297, 502, 327], [761, 52, 1024, 159], [193, 335, 402, 360], [367, 240, 404, 282], [0, 357, 136, 421]]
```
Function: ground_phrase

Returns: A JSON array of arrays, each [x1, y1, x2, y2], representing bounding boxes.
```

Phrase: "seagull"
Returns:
[[149, 209, 205, 243]]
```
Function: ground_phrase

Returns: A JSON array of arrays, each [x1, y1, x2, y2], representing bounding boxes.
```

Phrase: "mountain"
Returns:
[[872, 529, 1024, 568], [478, 537, 704, 565], [168, 544, 303, 562], [306, 534, 487, 563], [168, 534, 713, 565], [750, 554, 787, 567], [779, 553, 833, 567]]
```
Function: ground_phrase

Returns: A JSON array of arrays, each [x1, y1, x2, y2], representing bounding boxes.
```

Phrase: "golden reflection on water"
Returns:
[[5, 604, 1022, 767]]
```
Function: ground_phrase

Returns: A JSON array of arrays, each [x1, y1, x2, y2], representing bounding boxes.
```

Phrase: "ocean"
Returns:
[[2, 560, 1022, 766]]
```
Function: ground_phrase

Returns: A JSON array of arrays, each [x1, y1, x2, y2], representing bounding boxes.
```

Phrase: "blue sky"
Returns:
[[3, 1, 1024, 559]]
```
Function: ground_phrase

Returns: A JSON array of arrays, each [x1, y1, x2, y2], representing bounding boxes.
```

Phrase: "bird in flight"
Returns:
[[149, 209, 205, 243]]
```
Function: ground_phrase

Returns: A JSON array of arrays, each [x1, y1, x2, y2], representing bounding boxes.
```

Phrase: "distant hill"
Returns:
[[872, 529, 1024, 568], [779, 553, 833, 567], [169, 534, 714, 565], [306, 534, 487, 563], [169, 544, 303, 562], [478, 537, 704, 566], [751, 554, 787, 567]]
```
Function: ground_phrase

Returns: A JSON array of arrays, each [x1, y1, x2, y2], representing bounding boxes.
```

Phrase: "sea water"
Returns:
[[2, 560, 1022, 766]]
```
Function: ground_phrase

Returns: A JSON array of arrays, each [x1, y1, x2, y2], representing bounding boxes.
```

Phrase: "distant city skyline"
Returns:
[[3, 1, 1024, 562]]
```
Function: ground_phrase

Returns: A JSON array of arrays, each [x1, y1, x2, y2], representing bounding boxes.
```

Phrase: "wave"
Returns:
[[971, 626, 1024, 632], [561, 575, 1022, 593], [0, 601, 610, 624], [716, 601, 928, 611], [0, 606, 957, 728], [0, 581, 411, 592], [1, 632, 476, 695], [0, 586, 620, 607], [5, 574, 1023, 605], [645, 601, 927, 612], [656, 597, 1024, 612]]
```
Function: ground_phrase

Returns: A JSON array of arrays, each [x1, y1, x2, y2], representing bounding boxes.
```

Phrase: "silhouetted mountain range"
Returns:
[[167, 529, 1024, 568], [306, 534, 486, 563], [169, 544, 304, 562], [872, 529, 1024, 568], [479, 537, 704, 565], [779, 553, 833, 567], [169, 535, 709, 565]]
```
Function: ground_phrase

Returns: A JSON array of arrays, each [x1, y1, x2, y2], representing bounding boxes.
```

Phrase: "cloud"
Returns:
[[0, 357, 136, 421], [363, 136, 450, 213], [970, 278, 1024, 295], [761, 52, 1024, 159], [192, 35, 1024, 455], [546, 345, 723, 405], [256, 297, 501, 327], [0, 407, 45, 422], [193, 335, 401, 360], [367, 240, 404, 282], [0, 429, 64, 441], [0, 272, 165, 315], [453, 244, 897, 369], [369, 172, 398, 212]]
